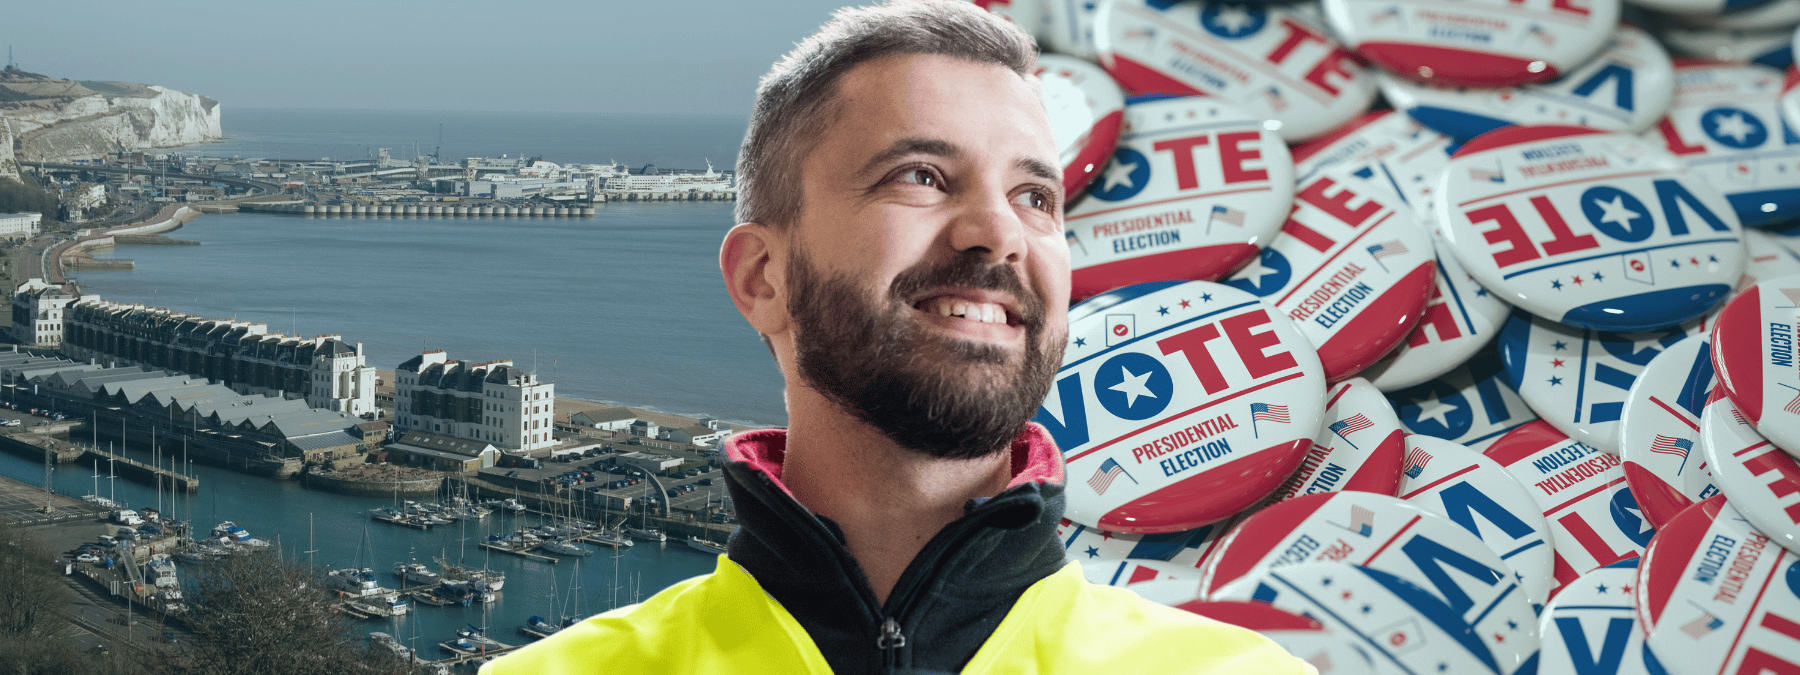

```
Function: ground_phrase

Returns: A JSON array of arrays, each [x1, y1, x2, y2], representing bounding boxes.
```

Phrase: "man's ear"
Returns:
[[721, 222, 789, 338]]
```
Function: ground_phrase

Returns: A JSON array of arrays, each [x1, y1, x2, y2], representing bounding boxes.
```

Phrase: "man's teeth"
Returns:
[[928, 298, 1006, 324]]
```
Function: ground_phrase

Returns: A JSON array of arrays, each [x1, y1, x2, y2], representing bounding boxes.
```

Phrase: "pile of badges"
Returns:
[[970, 0, 1800, 671]]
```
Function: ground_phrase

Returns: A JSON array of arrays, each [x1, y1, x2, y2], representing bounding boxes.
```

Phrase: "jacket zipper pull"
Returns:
[[876, 617, 906, 651]]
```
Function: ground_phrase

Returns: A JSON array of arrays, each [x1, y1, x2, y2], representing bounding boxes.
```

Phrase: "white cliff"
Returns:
[[0, 67, 221, 163]]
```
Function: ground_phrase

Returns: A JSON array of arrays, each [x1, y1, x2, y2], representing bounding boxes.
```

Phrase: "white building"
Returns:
[[0, 212, 42, 237], [11, 278, 76, 347], [394, 351, 556, 453]]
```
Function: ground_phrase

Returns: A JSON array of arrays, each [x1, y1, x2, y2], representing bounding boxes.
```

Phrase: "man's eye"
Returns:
[[899, 168, 939, 188], [1012, 189, 1053, 212]]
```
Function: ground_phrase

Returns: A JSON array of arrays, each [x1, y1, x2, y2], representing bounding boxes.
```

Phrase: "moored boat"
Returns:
[[687, 536, 727, 555]]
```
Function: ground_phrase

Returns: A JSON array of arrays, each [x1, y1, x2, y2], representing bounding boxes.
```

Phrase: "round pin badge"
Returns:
[[1081, 558, 1205, 605], [1221, 171, 1437, 382], [1660, 25, 1797, 71], [1485, 421, 1657, 593], [1675, 0, 1800, 28], [1700, 392, 1800, 547], [1063, 96, 1294, 302], [1537, 559, 1651, 675], [1397, 435, 1559, 606], [1211, 560, 1541, 675], [1389, 346, 1541, 451], [1270, 377, 1408, 502], [1499, 311, 1692, 454], [1038, 54, 1127, 198], [1379, 24, 1676, 141], [1058, 514, 1250, 566], [1043, 0, 1102, 59], [1635, 495, 1800, 674], [1045, 280, 1328, 533], [1650, 62, 1800, 229], [1438, 125, 1746, 331], [1709, 275, 1800, 456], [1289, 109, 1458, 223], [1740, 229, 1800, 292], [1321, 0, 1621, 87], [1617, 337, 1723, 529], [968, 0, 1049, 41], [1176, 600, 1377, 675], [1093, 0, 1379, 141], [1361, 236, 1512, 392], [1170, 508, 1257, 570]]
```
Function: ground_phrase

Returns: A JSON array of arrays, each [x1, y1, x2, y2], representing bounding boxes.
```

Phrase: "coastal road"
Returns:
[[33, 162, 281, 199]]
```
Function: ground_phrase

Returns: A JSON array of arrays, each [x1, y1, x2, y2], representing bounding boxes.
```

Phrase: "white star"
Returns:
[[1235, 257, 1280, 288], [1110, 366, 1158, 408], [1101, 158, 1139, 191], [1214, 7, 1254, 33], [1623, 504, 1653, 538], [1593, 195, 1641, 230], [1712, 112, 1756, 144], [1410, 394, 1460, 428]]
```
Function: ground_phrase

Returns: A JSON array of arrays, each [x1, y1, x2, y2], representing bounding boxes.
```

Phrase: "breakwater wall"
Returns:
[[300, 469, 442, 496]]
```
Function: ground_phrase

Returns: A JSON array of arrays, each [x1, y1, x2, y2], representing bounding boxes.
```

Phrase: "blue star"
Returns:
[[1073, 337, 1087, 348], [1592, 271, 1604, 281], [1475, 287, 1489, 297], [1361, 604, 1372, 614], [1507, 619, 1518, 630], [1201, 293, 1214, 302], [1710, 255, 1719, 263], [1321, 577, 1333, 586], [1515, 571, 1524, 582], [1157, 306, 1170, 316], [1553, 341, 1568, 351], [1596, 583, 1608, 594], [1085, 546, 1099, 558], [1439, 664, 1449, 672], [1671, 259, 1681, 268], [1551, 279, 1563, 290], [1549, 376, 1563, 386]]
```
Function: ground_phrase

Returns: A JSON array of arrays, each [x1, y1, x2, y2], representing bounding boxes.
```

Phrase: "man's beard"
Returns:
[[786, 246, 1064, 461]]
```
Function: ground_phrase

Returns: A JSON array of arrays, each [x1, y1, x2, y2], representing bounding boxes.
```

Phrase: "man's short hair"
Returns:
[[734, 0, 1039, 229]]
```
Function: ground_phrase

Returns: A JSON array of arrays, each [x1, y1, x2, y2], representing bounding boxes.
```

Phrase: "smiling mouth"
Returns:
[[914, 295, 1020, 327]]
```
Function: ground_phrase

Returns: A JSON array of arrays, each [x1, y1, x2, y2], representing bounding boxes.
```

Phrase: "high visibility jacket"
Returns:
[[481, 556, 1310, 675]]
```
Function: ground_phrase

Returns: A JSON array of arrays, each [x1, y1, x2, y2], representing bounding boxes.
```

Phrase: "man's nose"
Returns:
[[947, 186, 1027, 265]]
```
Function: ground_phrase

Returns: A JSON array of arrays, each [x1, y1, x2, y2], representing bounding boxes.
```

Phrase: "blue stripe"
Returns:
[[1468, 581, 1518, 628], [1064, 523, 1087, 549], [1268, 572, 1419, 675], [1380, 162, 1411, 207], [1464, 423, 1526, 446], [1498, 238, 1741, 280], [1572, 330, 1593, 424], [1058, 300, 1259, 373], [1498, 539, 1545, 560], [1553, 605, 1633, 611], [1107, 561, 1127, 586], [1437, 253, 1479, 337]]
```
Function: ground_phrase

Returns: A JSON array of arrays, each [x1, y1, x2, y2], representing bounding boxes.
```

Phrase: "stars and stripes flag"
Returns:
[[1681, 612, 1723, 638], [1787, 389, 1800, 415], [1367, 240, 1409, 271], [1779, 288, 1800, 307], [1065, 229, 1088, 256], [1733, 408, 1752, 426], [1328, 414, 1373, 449], [1265, 86, 1289, 112], [1469, 166, 1504, 183], [1370, 5, 1400, 23], [1250, 402, 1289, 438], [1649, 434, 1693, 458], [1207, 204, 1246, 234], [1404, 447, 1432, 479], [1088, 458, 1136, 496], [1347, 505, 1375, 536], [1528, 24, 1555, 45], [1123, 27, 1157, 41]]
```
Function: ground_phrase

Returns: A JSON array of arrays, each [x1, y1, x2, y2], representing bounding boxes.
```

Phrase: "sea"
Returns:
[[6, 108, 791, 658]]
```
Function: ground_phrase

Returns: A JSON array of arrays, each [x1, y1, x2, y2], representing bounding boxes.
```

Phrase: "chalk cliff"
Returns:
[[0, 66, 221, 164]]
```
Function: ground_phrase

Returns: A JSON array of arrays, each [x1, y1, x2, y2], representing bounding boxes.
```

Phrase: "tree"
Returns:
[[0, 178, 54, 218], [0, 519, 145, 675], [154, 552, 411, 675]]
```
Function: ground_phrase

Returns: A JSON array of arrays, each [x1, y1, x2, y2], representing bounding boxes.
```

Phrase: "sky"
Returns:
[[11, 0, 861, 116]]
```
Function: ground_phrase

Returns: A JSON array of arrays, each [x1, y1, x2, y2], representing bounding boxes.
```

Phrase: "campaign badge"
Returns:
[[1709, 275, 1800, 456], [1499, 311, 1692, 454], [1437, 125, 1746, 331], [1362, 236, 1512, 392], [1655, 25, 1796, 71], [1043, 0, 1102, 60], [1290, 109, 1458, 226], [1212, 560, 1540, 675], [1198, 492, 1539, 647], [1379, 24, 1676, 141], [1038, 54, 1126, 199], [1221, 171, 1437, 382], [1700, 392, 1800, 548], [1390, 347, 1540, 451], [1176, 600, 1377, 675], [1271, 377, 1407, 502], [1040, 281, 1328, 533], [1740, 229, 1800, 294], [968, 0, 1048, 41], [1056, 517, 1237, 565], [1320, 0, 1620, 87], [1486, 421, 1657, 592], [1398, 435, 1558, 606], [1093, 0, 1379, 140], [1063, 97, 1294, 302], [1635, 496, 1800, 674], [1537, 559, 1651, 675], [1081, 558, 1205, 605], [1674, 0, 1800, 28], [1651, 62, 1800, 229], [1170, 508, 1257, 570], [1618, 337, 1723, 529]]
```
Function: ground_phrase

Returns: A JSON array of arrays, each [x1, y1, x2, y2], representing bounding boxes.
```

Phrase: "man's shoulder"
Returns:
[[478, 573, 713, 675]]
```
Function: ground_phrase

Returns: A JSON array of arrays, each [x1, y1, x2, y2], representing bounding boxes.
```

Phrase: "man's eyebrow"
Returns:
[[1015, 157, 1061, 187], [858, 137, 961, 177]]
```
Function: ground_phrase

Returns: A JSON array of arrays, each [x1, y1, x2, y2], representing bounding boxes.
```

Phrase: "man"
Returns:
[[485, 2, 1309, 673]]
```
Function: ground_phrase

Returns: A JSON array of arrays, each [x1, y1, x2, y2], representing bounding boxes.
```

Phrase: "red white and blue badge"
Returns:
[[1176, 600, 1377, 675], [1709, 275, 1800, 456], [1398, 435, 1558, 606], [1537, 559, 1650, 675], [1271, 377, 1407, 502], [1361, 236, 1512, 392], [1043, 0, 1102, 59], [1320, 0, 1620, 87], [1618, 337, 1723, 529], [1652, 62, 1800, 229], [1499, 312, 1692, 454], [1057, 514, 1248, 567], [1038, 54, 1126, 199], [1221, 172, 1436, 382], [1198, 491, 1540, 649], [1677, 0, 1800, 29], [1211, 560, 1540, 675], [968, 0, 1048, 41], [1094, 0, 1379, 140], [1635, 496, 1800, 674], [1486, 421, 1656, 593], [1081, 558, 1205, 605], [1740, 229, 1800, 293], [1389, 347, 1541, 451], [1437, 125, 1746, 331], [1656, 25, 1797, 71], [1063, 97, 1294, 302], [1700, 391, 1800, 548], [1291, 110, 1457, 218], [1170, 508, 1256, 570], [1042, 281, 1327, 533], [1378, 24, 1676, 141]]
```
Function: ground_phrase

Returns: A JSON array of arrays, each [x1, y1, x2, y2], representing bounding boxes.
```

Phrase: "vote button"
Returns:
[[1709, 274, 1800, 457], [1037, 54, 1126, 199], [1653, 62, 1800, 229], [1636, 495, 1800, 674], [1321, 0, 1620, 86]]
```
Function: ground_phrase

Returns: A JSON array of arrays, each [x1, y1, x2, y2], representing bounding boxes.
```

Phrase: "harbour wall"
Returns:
[[299, 469, 441, 497]]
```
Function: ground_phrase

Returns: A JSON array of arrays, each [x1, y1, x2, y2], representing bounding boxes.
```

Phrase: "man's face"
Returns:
[[783, 53, 1071, 460]]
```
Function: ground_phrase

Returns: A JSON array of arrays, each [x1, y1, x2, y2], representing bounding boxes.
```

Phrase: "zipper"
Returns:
[[877, 616, 906, 671]]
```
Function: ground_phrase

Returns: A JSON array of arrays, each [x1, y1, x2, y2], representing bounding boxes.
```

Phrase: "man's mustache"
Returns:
[[887, 252, 1046, 332]]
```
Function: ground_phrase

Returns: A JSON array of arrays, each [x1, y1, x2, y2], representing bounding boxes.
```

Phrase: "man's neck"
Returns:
[[780, 388, 1014, 606]]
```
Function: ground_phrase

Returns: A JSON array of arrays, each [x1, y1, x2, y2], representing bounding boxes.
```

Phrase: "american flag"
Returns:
[[1123, 27, 1157, 41], [1347, 505, 1375, 536], [1404, 447, 1432, 479], [1329, 414, 1373, 440], [1649, 434, 1693, 459], [1250, 403, 1290, 423], [1786, 387, 1800, 415], [1265, 86, 1288, 112], [1370, 6, 1400, 23], [1210, 205, 1246, 227], [1680, 612, 1723, 638], [1733, 408, 1752, 426], [1368, 241, 1410, 260], [1780, 288, 1800, 307], [1088, 458, 1132, 496], [1528, 24, 1555, 45], [1065, 229, 1088, 255], [1469, 167, 1504, 183]]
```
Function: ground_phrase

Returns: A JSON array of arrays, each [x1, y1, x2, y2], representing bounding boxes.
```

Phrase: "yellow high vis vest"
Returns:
[[481, 557, 1313, 675]]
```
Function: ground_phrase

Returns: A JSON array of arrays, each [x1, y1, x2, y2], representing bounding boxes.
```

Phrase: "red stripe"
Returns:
[[1453, 125, 1607, 159], [1732, 440, 1776, 457], [1275, 211, 1397, 305], [1484, 421, 1566, 468], [1649, 395, 1700, 432], [1324, 381, 1353, 409], [1454, 169, 1665, 208], [1398, 463, 1479, 499], [1545, 475, 1626, 517], [1715, 548, 1789, 675], [1065, 371, 1308, 464], [1361, 514, 1421, 566]]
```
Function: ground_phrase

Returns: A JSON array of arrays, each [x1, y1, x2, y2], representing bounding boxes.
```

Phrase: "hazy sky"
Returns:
[[13, 0, 861, 116]]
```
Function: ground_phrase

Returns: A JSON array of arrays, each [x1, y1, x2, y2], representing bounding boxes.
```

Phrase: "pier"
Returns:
[[478, 540, 558, 564], [81, 447, 199, 493]]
